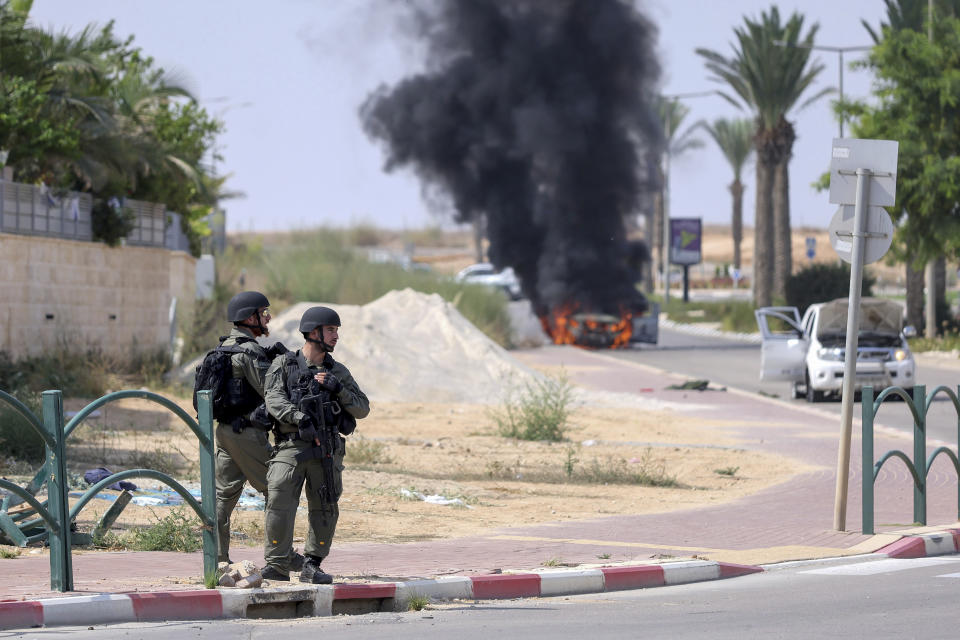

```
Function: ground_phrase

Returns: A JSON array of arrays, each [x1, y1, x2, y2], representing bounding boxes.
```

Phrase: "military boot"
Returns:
[[299, 555, 333, 584], [290, 551, 306, 572], [261, 565, 290, 582]]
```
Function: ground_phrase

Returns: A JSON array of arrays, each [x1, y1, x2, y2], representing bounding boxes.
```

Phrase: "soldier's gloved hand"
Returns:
[[266, 342, 289, 358], [319, 373, 342, 394], [298, 415, 318, 442]]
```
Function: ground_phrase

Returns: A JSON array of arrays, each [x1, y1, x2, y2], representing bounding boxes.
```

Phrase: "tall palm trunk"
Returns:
[[906, 256, 924, 331], [754, 134, 777, 308], [729, 179, 744, 271], [772, 118, 795, 300]]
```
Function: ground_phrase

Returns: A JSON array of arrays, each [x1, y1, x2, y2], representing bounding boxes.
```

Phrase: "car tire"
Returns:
[[805, 370, 824, 403], [791, 381, 804, 400]]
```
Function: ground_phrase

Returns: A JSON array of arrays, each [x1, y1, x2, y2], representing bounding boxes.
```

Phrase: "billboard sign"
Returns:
[[669, 217, 702, 266]]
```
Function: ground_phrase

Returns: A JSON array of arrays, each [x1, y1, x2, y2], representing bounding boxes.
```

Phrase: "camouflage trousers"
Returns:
[[214, 422, 271, 563], [263, 437, 344, 576]]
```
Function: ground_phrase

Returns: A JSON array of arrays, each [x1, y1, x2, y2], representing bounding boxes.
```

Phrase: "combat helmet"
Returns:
[[227, 291, 270, 335], [300, 306, 340, 351]]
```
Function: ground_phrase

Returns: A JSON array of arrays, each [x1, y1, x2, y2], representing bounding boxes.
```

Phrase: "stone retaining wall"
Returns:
[[0, 233, 196, 359]]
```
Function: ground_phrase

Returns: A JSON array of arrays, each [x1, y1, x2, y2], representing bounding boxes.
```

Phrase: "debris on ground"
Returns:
[[400, 488, 473, 509]]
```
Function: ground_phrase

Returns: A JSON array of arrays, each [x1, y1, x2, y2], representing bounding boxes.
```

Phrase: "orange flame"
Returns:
[[540, 304, 633, 349]]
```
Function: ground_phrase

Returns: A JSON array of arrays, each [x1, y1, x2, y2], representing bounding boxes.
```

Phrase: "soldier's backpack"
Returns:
[[192, 336, 258, 421]]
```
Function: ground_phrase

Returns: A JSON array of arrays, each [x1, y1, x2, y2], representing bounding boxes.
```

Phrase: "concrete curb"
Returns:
[[876, 527, 960, 559], [3, 536, 958, 631], [0, 559, 760, 630]]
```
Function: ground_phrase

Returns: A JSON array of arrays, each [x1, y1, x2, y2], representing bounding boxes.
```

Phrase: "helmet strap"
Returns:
[[305, 326, 333, 352], [305, 336, 333, 352]]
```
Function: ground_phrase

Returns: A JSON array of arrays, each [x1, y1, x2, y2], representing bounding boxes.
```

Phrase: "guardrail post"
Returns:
[[196, 390, 217, 580], [862, 385, 875, 535], [42, 390, 73, 592], [913, 385, 927, 526]]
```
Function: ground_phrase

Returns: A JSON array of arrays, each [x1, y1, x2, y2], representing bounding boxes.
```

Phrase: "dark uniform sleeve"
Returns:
[[331, 362, 370, 419], [264, 355, 305, 427]]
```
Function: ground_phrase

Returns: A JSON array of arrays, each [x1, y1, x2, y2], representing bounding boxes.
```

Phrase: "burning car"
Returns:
[[755, 297, 917, 402], [540, 303, 659, 349]]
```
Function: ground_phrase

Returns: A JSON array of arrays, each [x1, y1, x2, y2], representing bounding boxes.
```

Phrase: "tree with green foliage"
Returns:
[[697, 7, 830, 306], [700, 118, 754, 271], [855, 0, 960, 334], [786, 263, 875, 316], [0, 0, 224, 255]]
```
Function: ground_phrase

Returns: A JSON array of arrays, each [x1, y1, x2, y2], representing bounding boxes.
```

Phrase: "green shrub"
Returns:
[[345, 436, 391, 465], [491, 372, 575, 442], [0, 349, 110, 399], [0, 379, 44, 462], [406, 595, 431, 611], [785, 263, 875, 316], [91, 197, 136, 247], [578, 453, 680, 487], [129, 508, 203, 552], [650, 295, 758, 334]]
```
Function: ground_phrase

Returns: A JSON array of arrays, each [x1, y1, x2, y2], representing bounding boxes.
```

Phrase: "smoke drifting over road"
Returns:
[[361, 0, 663, 318]]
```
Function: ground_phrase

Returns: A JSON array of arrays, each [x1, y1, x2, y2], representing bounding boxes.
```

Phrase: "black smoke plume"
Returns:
[[361, 0, 663, 319]]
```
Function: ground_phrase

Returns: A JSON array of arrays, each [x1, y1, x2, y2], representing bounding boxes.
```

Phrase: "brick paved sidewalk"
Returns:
[[2, 345, 957, 602]]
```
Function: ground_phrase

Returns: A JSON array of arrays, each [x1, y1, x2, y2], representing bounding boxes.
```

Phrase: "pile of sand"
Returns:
[[263, 289, 542, 404]]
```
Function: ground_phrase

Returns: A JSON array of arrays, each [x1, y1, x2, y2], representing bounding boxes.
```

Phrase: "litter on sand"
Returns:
[[71, 483, 267, 511], [400, 488, 473, 509]]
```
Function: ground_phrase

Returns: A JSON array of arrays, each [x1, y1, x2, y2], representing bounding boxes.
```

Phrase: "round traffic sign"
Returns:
[[827, 205, 894, 265]]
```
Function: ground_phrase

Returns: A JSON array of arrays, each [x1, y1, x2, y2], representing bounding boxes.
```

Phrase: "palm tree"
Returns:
[[650, 97, 704, 293], [700, 118, 754, 272], [697, 7, 829, 306]]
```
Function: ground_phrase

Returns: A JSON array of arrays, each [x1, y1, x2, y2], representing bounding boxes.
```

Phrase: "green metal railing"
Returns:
[[0, 388, 216, 592], [861, 384, 960, 535]]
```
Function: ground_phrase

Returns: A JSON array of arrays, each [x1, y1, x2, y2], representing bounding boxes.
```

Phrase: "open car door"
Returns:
[[754, 307, 807, 382]]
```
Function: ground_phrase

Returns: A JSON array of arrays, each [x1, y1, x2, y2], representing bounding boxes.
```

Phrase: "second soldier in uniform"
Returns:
[[262, 306, 369, 583]]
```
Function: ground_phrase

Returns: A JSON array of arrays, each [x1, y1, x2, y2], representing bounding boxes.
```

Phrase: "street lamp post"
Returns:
[[660, 90, 717, 304], [773, 41, 871, 137]]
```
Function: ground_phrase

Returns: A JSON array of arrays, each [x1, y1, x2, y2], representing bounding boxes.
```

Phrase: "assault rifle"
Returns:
[[294, 378, 342, 505]]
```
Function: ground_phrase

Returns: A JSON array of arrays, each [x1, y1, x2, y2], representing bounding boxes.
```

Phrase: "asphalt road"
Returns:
[[620, 326, 960, 444], [31, 555, 960, 639]]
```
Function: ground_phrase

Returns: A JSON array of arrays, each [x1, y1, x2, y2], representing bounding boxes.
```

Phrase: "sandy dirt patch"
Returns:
[[7, 396, 815, 555]]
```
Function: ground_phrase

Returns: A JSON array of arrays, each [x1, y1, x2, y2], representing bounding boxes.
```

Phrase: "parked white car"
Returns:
[[455, 263, 523, 300], [755, 298, 917, 402]]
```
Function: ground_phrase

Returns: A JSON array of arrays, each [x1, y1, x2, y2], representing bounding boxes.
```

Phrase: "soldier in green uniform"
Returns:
[[215, 291, 303, 569], [261, 306, 369, 583]]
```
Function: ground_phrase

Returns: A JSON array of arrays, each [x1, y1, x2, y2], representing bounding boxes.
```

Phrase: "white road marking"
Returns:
[[800, 557, 960, 576]]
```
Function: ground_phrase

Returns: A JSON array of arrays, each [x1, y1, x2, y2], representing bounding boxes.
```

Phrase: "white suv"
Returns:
[[455, 263, 523, 300], [755, 297, 917, 402]]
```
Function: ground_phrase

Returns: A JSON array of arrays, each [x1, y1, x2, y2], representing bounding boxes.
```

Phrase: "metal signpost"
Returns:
[[669, 218, 702, 303], [828, 138, 899, 531]]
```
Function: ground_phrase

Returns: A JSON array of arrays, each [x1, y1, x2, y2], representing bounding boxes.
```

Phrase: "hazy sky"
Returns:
[[28, 0, 887, 233]]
